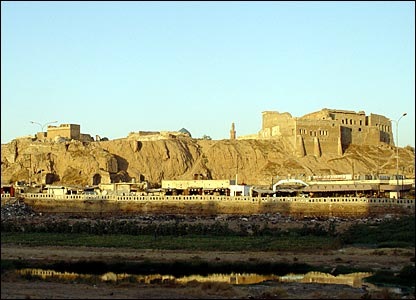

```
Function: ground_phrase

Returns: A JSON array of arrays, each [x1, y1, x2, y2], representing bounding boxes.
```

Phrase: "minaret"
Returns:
[[230, 122, 236, 140]]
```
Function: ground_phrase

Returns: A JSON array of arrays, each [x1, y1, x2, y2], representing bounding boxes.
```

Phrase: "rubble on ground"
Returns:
[[1, 199, 405, 235], [1, 199, 37, 219]]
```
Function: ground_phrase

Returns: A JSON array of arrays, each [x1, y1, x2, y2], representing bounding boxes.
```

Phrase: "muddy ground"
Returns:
[[1, 205, 415, 299], [2, 245, 415, 299]]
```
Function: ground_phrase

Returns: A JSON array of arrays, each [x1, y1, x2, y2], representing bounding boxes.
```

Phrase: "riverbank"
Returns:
[[1, 202, 414, 299], [1, 245, 414, 299]]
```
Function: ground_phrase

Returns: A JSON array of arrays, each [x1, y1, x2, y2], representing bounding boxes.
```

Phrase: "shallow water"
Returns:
[[18, 268, 372, 288]]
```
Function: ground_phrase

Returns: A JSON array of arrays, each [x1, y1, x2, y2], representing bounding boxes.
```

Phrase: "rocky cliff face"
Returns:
[[1, 136, 414, 187]]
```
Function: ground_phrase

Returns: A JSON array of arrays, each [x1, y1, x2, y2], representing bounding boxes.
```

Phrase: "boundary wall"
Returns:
[[17, 193, 415, 206], [7, 193, 414, 218]]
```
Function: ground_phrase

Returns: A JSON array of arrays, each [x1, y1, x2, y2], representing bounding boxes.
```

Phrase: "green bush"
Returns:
[[340, 216, 415, 247]]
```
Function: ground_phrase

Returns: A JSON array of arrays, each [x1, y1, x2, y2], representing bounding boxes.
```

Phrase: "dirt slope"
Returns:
[[1, 137, 414, 187]]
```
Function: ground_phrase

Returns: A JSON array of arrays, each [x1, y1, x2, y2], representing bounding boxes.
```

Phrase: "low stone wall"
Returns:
[[16, 194, 415, 218]]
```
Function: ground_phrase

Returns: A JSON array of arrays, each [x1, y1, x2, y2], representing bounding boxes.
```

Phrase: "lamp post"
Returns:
[[235, 154, 239, 186], [30, 120, 57, 188], [392, 113, 407, 199], [30, 120, 57, 138]]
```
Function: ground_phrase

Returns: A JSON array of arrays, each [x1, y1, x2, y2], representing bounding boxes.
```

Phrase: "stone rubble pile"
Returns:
[[1, 200, 36, 219]]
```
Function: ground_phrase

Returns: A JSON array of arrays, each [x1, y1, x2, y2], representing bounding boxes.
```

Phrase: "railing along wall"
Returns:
[[14, 193, 415, 207]]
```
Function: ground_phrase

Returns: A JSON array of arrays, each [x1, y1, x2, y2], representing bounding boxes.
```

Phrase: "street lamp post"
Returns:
[[30, 120, 57, 188], [392, 113, 407, 199], [30, 120, 57, 138]]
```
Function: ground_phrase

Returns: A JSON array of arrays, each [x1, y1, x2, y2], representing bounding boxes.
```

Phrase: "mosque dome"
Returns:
[[178, 128, 192, 137]]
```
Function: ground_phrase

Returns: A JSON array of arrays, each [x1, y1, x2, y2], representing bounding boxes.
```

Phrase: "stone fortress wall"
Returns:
[[252, 108, 393, 156]]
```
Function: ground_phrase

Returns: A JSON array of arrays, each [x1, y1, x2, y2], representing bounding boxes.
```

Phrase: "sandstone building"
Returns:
[[246, 108, 393, 156], [37, 124, 93, 142], [47, 124, 80, 141]]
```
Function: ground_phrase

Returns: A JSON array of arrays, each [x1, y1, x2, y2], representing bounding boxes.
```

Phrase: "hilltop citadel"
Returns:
[[1, 108, 414, 218], [37, 108, 394, 158], [2, 108, 412, 189]]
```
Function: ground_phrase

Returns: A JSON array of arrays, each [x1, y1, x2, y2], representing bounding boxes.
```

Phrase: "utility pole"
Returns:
[[29, 154, 32, 186], [235, 156, 238, 185], [391, 113, 407, 199], [30, 120, 57, 189]]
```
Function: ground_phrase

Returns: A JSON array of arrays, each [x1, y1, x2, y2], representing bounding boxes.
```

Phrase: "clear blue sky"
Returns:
[[1, 1, 415, 146]]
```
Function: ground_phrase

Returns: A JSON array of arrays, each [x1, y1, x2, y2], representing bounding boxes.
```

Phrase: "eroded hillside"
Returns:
[[1, 137, 414, 187]]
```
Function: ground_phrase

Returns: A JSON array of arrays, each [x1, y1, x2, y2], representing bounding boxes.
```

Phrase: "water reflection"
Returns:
[[17, 268, 372, 288]]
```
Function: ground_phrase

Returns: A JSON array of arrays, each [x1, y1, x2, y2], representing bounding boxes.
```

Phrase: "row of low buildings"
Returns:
[[161, 175, 414, 199], [3, 173, 413, 200]]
